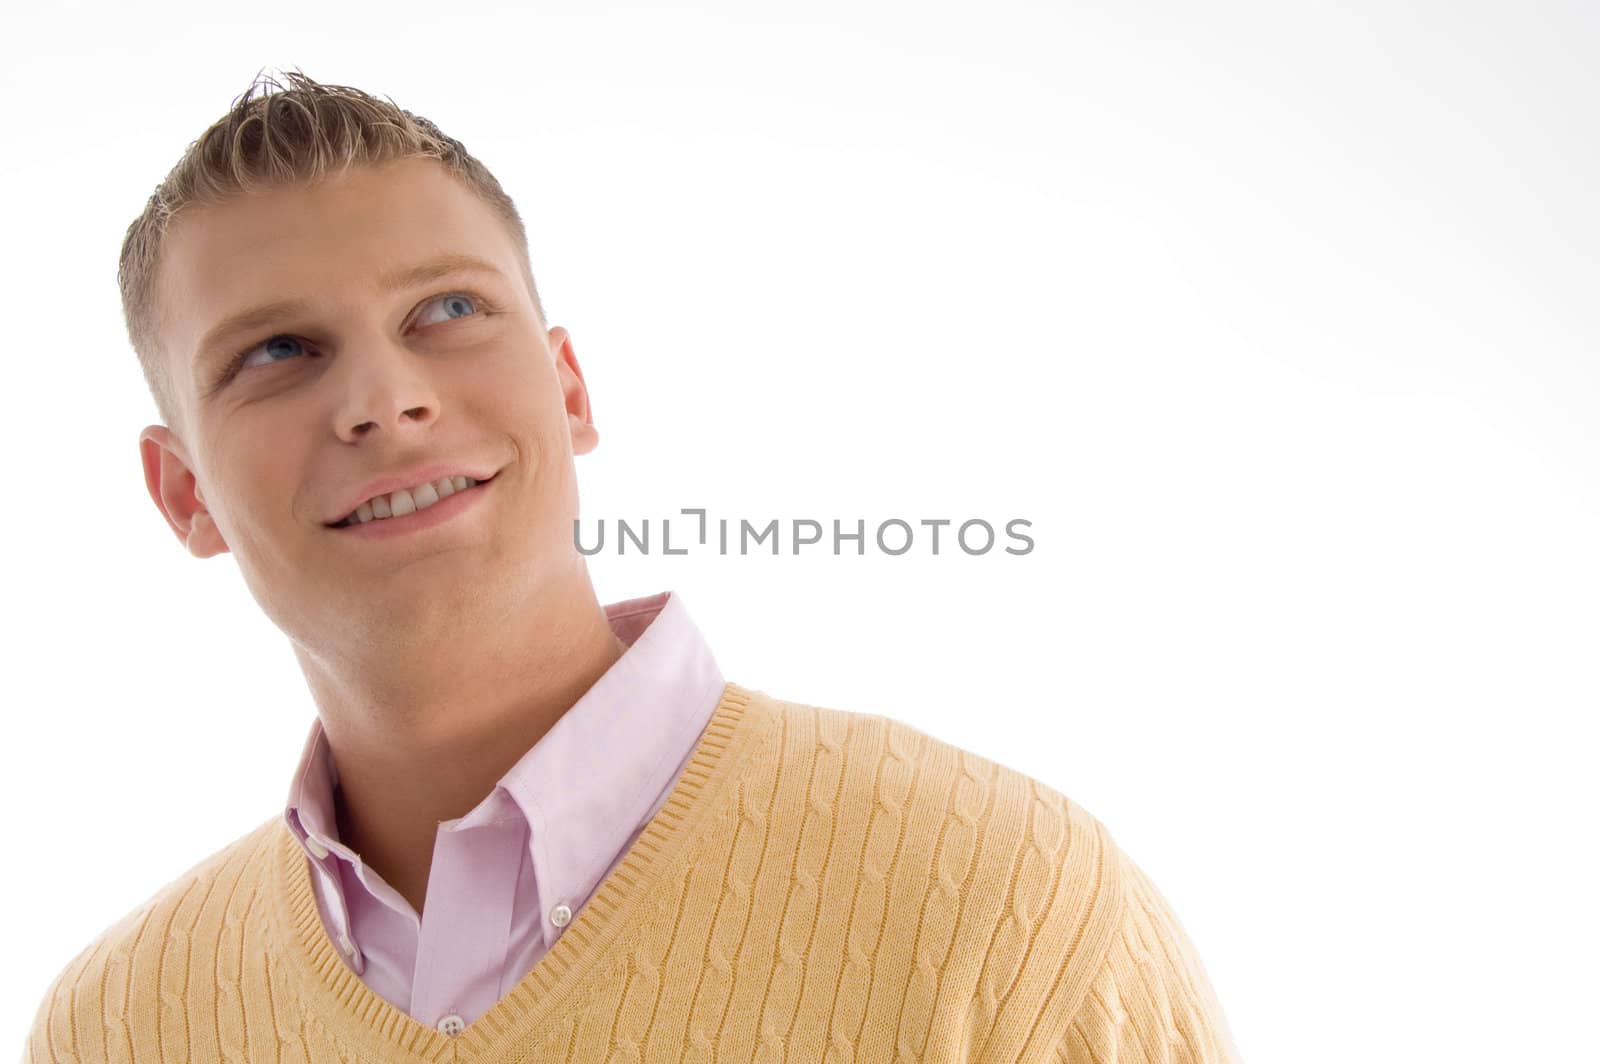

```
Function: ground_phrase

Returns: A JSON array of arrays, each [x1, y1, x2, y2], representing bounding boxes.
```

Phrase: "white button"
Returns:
[[305, 836, 330, 859], [437, 1013, 466, 1036], [550, 903, 572, 927]]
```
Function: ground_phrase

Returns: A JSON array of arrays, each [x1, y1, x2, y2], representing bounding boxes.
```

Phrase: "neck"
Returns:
[[292, 564, 627, 915]]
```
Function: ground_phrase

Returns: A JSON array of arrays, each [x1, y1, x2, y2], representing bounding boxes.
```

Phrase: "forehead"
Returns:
[[157, 158, 517, 378]]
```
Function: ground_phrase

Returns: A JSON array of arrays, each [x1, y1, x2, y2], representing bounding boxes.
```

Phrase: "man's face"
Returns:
[[140, 156, 596, 652]]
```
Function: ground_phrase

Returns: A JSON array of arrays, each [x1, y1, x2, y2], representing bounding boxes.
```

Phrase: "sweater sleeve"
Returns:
[[1056, 850, 1241, 1063]]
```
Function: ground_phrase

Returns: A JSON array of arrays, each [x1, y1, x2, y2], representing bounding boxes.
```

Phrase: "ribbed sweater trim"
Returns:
[[264, 680, 761, 1062]]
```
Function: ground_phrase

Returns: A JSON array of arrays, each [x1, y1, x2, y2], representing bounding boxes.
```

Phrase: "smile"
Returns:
[[328, 473, 497, 538]]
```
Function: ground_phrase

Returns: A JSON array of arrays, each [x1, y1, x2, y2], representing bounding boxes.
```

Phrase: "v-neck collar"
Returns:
[[265, 681, 764, 1062]]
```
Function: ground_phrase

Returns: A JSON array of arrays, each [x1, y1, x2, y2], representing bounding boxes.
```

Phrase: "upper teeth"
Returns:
[[343, 475, 479, 525]]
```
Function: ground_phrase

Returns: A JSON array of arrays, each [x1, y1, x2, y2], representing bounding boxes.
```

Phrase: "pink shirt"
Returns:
[[281, 589, 725, 1031]]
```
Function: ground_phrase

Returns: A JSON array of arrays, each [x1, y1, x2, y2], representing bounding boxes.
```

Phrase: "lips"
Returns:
[[324, 462, 503, 526], [326, 470, 498, 528]]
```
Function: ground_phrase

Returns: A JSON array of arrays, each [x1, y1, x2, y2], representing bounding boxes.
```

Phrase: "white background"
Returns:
[[2, 1, 1596, 1060]]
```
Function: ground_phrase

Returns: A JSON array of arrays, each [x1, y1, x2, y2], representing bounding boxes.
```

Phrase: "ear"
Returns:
[[138, 425, 230, 559], [549, 325, 600, 456]]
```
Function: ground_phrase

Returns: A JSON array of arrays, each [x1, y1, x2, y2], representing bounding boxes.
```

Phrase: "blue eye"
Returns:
[[415, 292, 479, 326], [228, 291, 488, 379], [237, 335, 308, 372]]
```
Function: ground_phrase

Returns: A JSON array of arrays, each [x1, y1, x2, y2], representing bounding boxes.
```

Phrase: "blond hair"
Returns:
[[118, 67, 545, 431]]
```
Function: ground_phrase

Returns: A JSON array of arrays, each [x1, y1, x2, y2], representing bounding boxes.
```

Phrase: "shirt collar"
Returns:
[[282, 589, 725, 885]]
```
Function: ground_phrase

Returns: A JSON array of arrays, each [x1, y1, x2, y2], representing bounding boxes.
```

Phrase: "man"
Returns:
[[25, 70, 1240, 1062]]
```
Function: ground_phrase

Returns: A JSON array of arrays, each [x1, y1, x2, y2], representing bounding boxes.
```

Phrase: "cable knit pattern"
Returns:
[[24, 683, 1238, 1063], [1056, 858, 1239, 1063]]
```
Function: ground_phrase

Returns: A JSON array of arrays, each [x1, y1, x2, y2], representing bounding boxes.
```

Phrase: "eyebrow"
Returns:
[[193, 252, 510, 380]]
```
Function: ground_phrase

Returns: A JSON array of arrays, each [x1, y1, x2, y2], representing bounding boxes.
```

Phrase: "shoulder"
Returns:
[[23, 816, 282, 1063], [758, 691, 1241, 1061], [751, 689, 1132, 1042], [756, 687, 1120, 890], [1057, 847, 1243, 1062]]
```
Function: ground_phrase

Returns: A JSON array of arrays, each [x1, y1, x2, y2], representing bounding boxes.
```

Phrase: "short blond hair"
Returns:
[[119, 67, 545, 430]]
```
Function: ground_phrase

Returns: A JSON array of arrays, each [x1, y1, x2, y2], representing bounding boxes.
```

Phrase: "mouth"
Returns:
[[325, 470, 500, 530]]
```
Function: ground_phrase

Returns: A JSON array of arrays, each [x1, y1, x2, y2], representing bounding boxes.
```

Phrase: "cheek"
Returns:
[[208, 438, 305, 535], [515, 380, 581, 457]]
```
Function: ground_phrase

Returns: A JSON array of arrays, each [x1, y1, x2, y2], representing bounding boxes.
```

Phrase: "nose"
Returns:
[[330, 338, 442, 443], [349, 405, 432, 439]]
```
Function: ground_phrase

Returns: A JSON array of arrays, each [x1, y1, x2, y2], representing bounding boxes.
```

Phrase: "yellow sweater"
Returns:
[[25, 683, 1239, 1062]]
